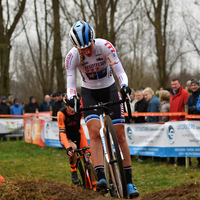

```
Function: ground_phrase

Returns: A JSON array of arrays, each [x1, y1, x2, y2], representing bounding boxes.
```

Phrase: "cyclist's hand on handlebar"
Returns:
[[120, 85, 131, 100], [66, 147, 74, 156]]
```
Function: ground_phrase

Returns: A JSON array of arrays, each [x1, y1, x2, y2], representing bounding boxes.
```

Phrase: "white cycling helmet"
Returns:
[[69, 21, 95, 49]]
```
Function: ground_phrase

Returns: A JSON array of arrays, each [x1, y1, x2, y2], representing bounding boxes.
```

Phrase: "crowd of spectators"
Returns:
[[1, 77, 200, 167], [0, 91, 64, 116]]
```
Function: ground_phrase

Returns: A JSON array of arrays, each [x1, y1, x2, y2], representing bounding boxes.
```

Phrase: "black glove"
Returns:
[[66, 147, 73, 156], [120, 85, 131, 100]]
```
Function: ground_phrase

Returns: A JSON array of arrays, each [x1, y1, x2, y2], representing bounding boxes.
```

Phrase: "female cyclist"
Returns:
[[65, 21, 139, 198]]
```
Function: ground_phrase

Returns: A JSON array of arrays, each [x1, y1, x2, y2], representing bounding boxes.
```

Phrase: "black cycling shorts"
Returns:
[[81, 82, 125, 125]]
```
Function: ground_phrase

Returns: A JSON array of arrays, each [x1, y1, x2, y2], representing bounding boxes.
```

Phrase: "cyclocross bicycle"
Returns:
[[71, 146, 97, 191], [74, 91, 132, 198]]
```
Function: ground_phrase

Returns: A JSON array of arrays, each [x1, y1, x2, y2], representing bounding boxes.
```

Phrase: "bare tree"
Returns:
[[60, 0, 140, 46], [22, 0, 57, 96], [182, 1, 200, 57], [0, 0, 26, 96], [52, 0, 65, 93]]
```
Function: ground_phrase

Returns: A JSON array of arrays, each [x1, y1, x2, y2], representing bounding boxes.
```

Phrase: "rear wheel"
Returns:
[[103, 115, 127, 198]]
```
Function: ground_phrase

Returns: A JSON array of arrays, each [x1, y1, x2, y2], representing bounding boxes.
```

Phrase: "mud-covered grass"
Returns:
[[1, 140, 200, 199]]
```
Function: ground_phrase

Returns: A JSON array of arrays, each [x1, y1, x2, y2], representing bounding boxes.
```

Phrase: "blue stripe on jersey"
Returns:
[[85, 114, 100, 123], [112, 119, 125, 125]]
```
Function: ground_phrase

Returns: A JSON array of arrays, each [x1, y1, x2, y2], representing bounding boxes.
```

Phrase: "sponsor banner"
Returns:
[[164, 121, 200, 157], [44, 121, 62, 148], [32, 117, 45, 146], [0, 119, 24, 137], [24, 117, 32, 143], [22, 116, 200, 157], [24, 114, 46, 146], [125, 121, 200, 157]]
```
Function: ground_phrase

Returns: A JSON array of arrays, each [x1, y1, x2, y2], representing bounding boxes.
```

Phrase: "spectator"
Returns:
[[185, 80, 192, 94], [52, 91, 64, 121], [157, 90, 171, 162], [40, 94, 53, 112], [0, 96, 10, 114], [170, 78, 190, 121], [143, 87, 160, 162], [24, 96, 40, 113], [159, 90, 170, 122], [156, 86, 164, 97], [143, 87, 160, 122], [134, 90, 149, 162], [134, 90, 149, 123], [185, 78, 200, 115], [140, 87, 145, 91], [185, 78, 200, 167], [10, 99, 24, 115], [169, 77, 190, 166], [129, 89, 137, 113], [49, 93, 55, 106], [7, 94, 14, 108]]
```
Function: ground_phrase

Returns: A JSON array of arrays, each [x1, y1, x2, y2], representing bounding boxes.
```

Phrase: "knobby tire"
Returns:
[[104, 115, 127, 198], [85, 163, 98, 190], [76, 158, 85, 187]]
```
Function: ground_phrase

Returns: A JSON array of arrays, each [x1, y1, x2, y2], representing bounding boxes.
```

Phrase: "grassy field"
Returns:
[[0, 140, 200, 196]]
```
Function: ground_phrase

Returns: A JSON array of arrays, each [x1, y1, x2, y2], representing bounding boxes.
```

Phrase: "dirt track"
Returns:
[[0, 179, 200, 200]]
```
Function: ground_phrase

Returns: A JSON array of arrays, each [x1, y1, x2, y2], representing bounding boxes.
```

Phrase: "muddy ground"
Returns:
[[0, 179, 200, 200]]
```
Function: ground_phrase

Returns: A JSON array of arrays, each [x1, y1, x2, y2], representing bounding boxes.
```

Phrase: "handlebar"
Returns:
[[74, 146, 90, 153], [78, 99, 124, 112]]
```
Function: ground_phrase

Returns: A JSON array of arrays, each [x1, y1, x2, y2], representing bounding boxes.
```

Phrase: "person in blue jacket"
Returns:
[[39, 94, 53, 112], [143, 87, 160, 122], [10, 99, 24, 115], [186, 78, 200, 115]]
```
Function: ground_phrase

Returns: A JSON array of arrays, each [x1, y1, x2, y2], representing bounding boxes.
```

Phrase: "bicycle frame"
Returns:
[[74, 147, 97, 190]]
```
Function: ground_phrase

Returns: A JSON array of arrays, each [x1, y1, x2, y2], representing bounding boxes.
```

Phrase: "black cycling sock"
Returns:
[[94, 165, 106, 181], [124, 166, 132, 184]]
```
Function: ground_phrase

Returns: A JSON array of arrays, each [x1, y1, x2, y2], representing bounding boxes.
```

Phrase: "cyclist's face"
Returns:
[[65, 105, 75, 115], [79, 42, 94, 57]]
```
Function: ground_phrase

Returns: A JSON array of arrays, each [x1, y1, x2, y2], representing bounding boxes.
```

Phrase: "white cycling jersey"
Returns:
[[65, 38, 128, 99]]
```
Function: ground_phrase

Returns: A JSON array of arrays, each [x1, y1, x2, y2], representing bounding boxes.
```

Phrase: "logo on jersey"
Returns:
[[85, 67, 107, 80], [65, 53, 72, 69], [96, 57, 103, 61], [107, 54, 116, 67], [104, 41, 116, 53]]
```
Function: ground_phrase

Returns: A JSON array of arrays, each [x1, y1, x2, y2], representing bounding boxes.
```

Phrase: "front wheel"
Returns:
[[103, 115, 127, 198], [76, 158, 85, 187], [85, 163, 98, 191]]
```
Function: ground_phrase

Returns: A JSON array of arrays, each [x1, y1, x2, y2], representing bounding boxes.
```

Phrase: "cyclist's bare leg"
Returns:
[[114, 124, 131, 167], [86, 119, 103, 167]]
